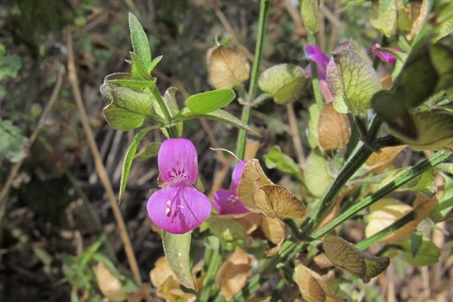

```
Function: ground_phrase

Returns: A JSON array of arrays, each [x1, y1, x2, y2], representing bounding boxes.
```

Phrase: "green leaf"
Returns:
[[410, 232, 423, 258], [369, 0, 398, 37], [301, 0, 319, 33], [307, 103, 321, 148], [147, 55, 163, 74], [0, 55, 22, 80], [403, 238, 440, 266], [327, 41, 381, 114], [258, 64, 309, 105], [429, 173, 453, 223], [104, 73, 156, 88], [263, 146, 301, 177], [304, 149, 332, 197], [0, 120, 28, 162], [185, 88, 236, 114], [134, 141, 161, 159], [323, 235, 390, 283], [128, 13, 152, 71], [154, 87, 183, 137], [208, 217, 248, 241], [162, 231, 194, 289], [119, 127, 154, 201], [175, 108, 258, 135], [102, 86, 155, 131], [399, 169, 437, 198], [129, 52, 150, 80]]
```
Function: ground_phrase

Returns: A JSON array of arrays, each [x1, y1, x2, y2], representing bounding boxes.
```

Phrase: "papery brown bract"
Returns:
[[317, 102, 351, 151], [365, 145, 406, 172], [92, 261, 126, 302], [207, 45, 250, 89], [215, 247, 254, 301]]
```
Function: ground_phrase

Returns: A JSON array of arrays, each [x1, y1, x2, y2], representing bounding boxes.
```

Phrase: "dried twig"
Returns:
[[66, 26, 141, 283]]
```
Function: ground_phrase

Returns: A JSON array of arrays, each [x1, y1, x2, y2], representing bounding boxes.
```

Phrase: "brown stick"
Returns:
[[65, 26, 141, 283]]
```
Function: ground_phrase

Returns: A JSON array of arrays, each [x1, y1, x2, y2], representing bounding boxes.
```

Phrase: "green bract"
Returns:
[[258, 63, 309, 105]]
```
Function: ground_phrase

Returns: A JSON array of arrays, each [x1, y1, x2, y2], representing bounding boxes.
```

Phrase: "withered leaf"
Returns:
[[318, 102, 351, 151]]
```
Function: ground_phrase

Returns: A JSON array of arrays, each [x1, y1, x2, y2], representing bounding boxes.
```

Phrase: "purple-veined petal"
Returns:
[[147, 184, 211, 234], [371, 44, 399, 64], [306, 44, 330, 80], [158, 138, 198, 184], [230, 161, 246, 192], [214, 189, 250, 215]]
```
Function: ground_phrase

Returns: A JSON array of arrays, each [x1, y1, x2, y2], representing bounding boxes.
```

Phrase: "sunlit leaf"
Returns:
[[207, 45, 250, 89], [317, 102, 351, 151], [215, 247, 253, 301], [327, 41, 381, 114], [260, 216, 285, 245], [185, 88, 236, 114], [258, 63, 309, 104], [365, 145, 406, 172], [208, 216, 248, 241], [323, 235, 390, 283], [406, 0, 428, 40], [369, 0, 398, 37], [150, 257, 176, 288], [263, 146, 301, 177], [162, 231, 194, 289], [304, 150, 332, 197], [238, 159, 273, 211], [129, 13, 152, 71]]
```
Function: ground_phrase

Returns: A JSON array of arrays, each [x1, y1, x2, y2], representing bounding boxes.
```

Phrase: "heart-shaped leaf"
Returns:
[[102, 86, 155, 131], [185, 88, 236, 114], [258, 64, 309, 105], [327, 41, 381, 115], [323, 235, 390, 283]]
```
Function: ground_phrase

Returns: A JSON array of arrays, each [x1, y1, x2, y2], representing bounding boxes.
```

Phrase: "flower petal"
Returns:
[[230, 161, 246, 192], [306, 45, 330, 80], [158, 138, 198, 184], [147, 185, 211, 234], [214, 189, 250, 215], [371, 44, 399, 64]]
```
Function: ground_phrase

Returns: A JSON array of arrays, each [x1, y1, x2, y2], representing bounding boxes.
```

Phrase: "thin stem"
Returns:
[[199, 250, 222, 301], [150, 85, 179, 138], [286, 103, 305, 165], [307, 32, 324, 111], [236, 0, 270, 160], [313, 151, 453, 239], [355, 211, 417, 250]]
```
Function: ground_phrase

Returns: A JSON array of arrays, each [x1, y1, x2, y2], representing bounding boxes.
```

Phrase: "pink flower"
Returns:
[[371, 44, 400, 64], [213, 161, 250, 215], [305, 44, 330, 81], [147, 138, 211, 234]]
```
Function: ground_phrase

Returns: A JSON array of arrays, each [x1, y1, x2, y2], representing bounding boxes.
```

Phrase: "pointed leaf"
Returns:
[[175, 108, 257, 135], [119, 127, 154, 201], [323, 235, 390, 283], [162, 231, 194, 289], [185, 88, 236, 114], [129, 13, 152, 71], [327, 41, 381, 114], [258, 64, 309, 104], [102, 86, 155, 131], [148, 55, 163, 74], [134, 141, 161, 159], [403, 238, 440, 266], [130, 52, 150, 80], [410, 232, 423, 258]]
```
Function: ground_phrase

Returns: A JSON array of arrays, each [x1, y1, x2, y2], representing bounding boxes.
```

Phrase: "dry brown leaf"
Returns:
[[406, 0, 428, 40], [158, 276, 196, 302], [207, 45, 250, 89], [92, 261, 126, 302], [260, 216, 285, 245], [365, 145, 406, 172], [238, 159, 273, 212], [215, 247, 253, 301], [318, 102, 351, 151], [255, 183, 306, 219], [150, 257, 176, 288], [126, 283, 152, 302]]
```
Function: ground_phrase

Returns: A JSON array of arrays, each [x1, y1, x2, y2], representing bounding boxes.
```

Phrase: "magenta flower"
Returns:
[[371, 44, 400, 64], [305, 44, 330, 81], [214, 161, 250, 215], [147, 138, 211, 234]]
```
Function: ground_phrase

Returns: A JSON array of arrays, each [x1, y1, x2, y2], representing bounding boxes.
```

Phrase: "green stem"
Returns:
[[199, 250, 222, 301], [307, 32, 324, 111], [313, 151, 453, 239], [150, 85, 179, 138], [236, 0, 270, 160], [355, 211, 417, 250], [228, 275, 266, 302], [300, 136, 398, 236]]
